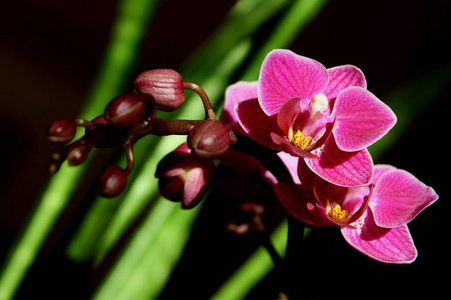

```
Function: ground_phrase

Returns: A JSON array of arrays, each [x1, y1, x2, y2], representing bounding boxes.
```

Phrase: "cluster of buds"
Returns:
[[46, 69, 236, 202]]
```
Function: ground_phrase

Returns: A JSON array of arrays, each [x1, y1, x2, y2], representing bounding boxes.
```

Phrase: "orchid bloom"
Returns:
[[274, 158, 439, 263], [230, 50, 396, 186]]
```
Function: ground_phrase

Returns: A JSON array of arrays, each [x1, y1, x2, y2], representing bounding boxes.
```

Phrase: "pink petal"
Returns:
[[258, 49, 328, 116], [369, 169, 439, 228], [274, 183, 334, 227], [323, 65, 366, 100], [277, 152, 301, 184], [277, 97, 302, 135], [342, 210, 417, 264], [332, 87, 397, 151], [305, 135, 373, 187], [296, 158, 317, 190], [221, 81, 258, 131], [235, 99, 283, 149], [372, 164, 397, 185]]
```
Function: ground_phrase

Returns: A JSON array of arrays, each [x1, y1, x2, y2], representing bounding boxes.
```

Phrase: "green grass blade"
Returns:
[[0, 0, 159, 299]]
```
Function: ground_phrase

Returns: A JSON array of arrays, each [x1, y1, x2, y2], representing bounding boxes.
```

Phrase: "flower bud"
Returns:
[[46, 118, 75, 144], [134, 69, 185, 112], [104, 93, 145, 126], [66, 140, 92, 166], [155, 143, 215, 209], [97, 165, 128, 198], [187, 120, 230, 159]]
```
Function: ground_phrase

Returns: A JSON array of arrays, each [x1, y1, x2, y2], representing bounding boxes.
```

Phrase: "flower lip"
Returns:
[[276, 96, 334, 155], [313, 178, 373, 227]]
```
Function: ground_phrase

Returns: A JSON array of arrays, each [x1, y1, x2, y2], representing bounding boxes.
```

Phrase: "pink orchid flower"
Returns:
[[274, 159, 439, 263], [231, 50, 397, 186]]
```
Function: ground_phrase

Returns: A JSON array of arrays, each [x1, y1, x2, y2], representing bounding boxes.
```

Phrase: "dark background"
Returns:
[[1, 0, 449, 299]]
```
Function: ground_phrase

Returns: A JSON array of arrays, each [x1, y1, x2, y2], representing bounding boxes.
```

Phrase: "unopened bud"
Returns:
[[97, 165, 128, 198], [187, 120, 230, 159], [134, 69, 185, 111], [46, 118, 76, 144], [155, 143, 215, 209], [66, 140, 92, 166], [104, 93, 145, 126]]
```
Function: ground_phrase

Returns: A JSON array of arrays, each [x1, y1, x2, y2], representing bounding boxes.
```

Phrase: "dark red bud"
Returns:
[[104, 93, 145, 126], [46, 118, 76, 144], [134, 69, 185, 112], [66, 140, 92, 166], [187, 120, 230, 159], [97, 165, 128, 198], [155, 143, 216, 209]]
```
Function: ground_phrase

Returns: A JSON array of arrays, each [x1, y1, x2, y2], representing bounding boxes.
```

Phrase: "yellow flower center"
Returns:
[[288, 128, 314, 150], [329, 203, 349, 223]]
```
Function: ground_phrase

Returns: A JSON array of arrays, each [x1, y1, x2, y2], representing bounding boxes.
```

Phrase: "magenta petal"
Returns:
[[372, 164, 397, 185], [369, 169, 439, 228], [221, 81, 258, 129], [278, 97, 302, 134], [258, 49, 328, 116], [332, 87, 397, 151], [274, 183, 333, 227], [277, 152, 301, 184], [342, 210, 417, 264], [235, 99, 283, 149], [305, 136, 373, 187], [323, 65, 366, 100]]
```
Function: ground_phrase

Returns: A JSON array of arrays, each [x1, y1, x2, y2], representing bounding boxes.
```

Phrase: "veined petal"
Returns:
[[323, 65, 366, 100], [274, 183, 334, 227], [372, 164, 397, 185], [369, 169, 439, 228], [221, 81, 258, 126], [235, 99, 282, 149], [305, 135, 373, 187], [258, 49, 328, 116], [342, 210, 417, 264], [332, 87, 397, 151]]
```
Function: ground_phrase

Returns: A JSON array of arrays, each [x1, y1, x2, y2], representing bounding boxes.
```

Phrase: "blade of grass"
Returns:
[[0, 0, 159, 299], [211, 221, 288, 300], [92, 200, 201, 300]]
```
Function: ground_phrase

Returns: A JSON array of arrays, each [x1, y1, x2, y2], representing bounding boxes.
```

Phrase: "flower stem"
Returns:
[[183, 81, 216, 120]]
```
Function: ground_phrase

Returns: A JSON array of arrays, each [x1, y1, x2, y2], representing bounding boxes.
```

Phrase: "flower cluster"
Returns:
[[222, 49, 438, 263], [46, 49, 438, 264], [46, 69, 236, 199]]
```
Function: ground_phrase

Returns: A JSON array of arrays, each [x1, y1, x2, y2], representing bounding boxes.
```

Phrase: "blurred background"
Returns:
[[1, 0, 450, 299]]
